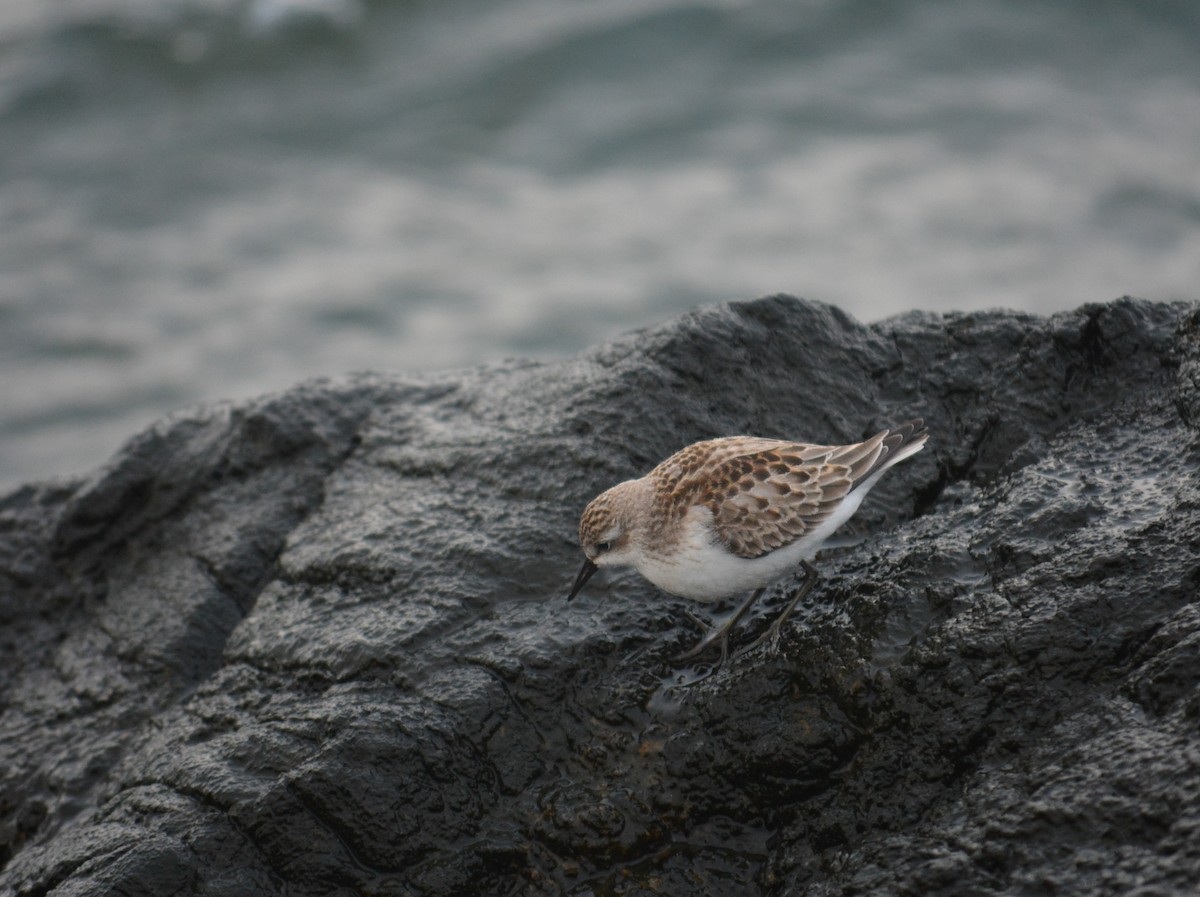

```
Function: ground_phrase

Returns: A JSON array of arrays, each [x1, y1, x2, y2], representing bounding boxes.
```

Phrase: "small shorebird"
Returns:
[[567, 419, 928, 664]]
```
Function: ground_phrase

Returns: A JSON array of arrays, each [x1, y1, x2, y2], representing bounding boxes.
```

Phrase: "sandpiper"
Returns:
[[567, 419, 929, 663]]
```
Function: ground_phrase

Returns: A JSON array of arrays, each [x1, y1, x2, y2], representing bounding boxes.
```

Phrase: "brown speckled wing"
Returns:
[[645, 438, 798, 543], [698, 432, 890, 559]]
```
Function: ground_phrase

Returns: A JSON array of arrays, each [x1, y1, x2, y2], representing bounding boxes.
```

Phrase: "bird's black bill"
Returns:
[[566, 559, 599, 601]]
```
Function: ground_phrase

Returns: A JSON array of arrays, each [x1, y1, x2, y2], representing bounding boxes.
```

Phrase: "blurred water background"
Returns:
[[2, 0, 1198, 490]]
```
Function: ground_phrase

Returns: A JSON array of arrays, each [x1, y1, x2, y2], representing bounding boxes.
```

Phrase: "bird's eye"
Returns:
[[597, 541, 612, 553]]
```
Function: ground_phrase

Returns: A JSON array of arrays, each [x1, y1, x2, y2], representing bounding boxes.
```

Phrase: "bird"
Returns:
[[566, 419, 929, 664]]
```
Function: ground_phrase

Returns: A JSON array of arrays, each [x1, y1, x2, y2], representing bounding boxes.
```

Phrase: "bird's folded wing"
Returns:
[[701, 433, 889, 559]]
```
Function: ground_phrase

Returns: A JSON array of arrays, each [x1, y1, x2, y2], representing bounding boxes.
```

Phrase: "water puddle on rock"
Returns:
[[870, 589, 937, 670], [869, 549, 989, 670], [645, 664, 717, 717]]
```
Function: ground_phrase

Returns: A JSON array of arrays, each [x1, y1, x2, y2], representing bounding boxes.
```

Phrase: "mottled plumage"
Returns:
[[568, 419, 929, 662]]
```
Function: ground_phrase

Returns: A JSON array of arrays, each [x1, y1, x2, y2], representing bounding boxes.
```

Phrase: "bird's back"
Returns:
[[645, 423, 927, 563]]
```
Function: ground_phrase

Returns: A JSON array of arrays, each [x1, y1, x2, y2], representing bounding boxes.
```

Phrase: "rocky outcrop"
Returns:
[[1, 295, 1198, 896]]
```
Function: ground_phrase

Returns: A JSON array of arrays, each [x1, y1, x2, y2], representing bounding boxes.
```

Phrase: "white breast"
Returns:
[[629, 508, 783, 602]]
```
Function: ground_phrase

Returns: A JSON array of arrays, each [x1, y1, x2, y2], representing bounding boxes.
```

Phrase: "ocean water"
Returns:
[[2, 0, 1198, 490]]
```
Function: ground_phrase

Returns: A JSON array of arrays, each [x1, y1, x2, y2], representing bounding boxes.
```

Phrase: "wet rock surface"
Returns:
[[2, 295, 1199, 896]]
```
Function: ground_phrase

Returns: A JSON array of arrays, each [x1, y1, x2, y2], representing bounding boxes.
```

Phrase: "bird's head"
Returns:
[[566, 481, 639, 600]]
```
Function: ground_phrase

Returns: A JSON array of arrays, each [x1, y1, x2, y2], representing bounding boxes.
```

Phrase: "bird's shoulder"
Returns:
[[647, 436, 821, 487]]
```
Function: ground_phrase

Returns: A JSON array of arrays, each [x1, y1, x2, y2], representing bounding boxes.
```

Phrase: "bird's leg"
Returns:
[[676, 587, 765, 663], [747, 560, 820, 655]]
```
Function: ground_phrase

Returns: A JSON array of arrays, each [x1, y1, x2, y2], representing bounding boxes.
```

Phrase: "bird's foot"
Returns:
[[674, 587, 767, 668], [743, 618, 786, 656], [742, 560, 820, 656], [675, 626, 732, 665]]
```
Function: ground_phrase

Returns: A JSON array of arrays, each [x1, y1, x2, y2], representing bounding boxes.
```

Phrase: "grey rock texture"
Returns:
[[1, 295, 1198, 896]]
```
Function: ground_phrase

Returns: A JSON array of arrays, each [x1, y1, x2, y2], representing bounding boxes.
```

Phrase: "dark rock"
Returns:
[[1, 295, 1198, 896]]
